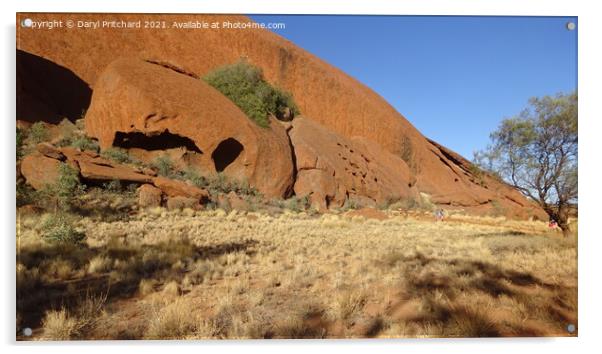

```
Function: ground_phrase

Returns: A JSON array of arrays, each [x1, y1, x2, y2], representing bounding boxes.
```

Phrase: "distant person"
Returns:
[[548, 219, 558, 230], [434, 209, 444, 222]]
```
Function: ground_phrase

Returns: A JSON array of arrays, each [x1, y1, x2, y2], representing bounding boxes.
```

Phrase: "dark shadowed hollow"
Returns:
[[113, 130, 203, 153], [212, 138, 244, 172], [16, 49, 92, 124]]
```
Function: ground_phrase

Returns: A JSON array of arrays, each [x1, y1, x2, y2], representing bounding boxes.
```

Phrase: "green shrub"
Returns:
[[101, 147, 133, 164], [237, 179, 258, 196], [391, 197, 420, 210], [38, 163, 85, 211], [205, 173, 259, 197], [285, 195, 310, 212], [203, 60, 300, 128], [153, 155, 174, 177], [102, 179, 122, 193], [29, 122, 49, 144], [400, 136, 418, 174], [57, 163, 84, 207], [182, 168, 208, 188], [40, 213, 86, 244], [16, 128, 25, 160], [339, 198, 358, 212], [468, 163, 487, 187], [16, 182, 36, 207], [377, 197, 399, 210], [71, 136, 100, 153], [179, 167, 260, 197]]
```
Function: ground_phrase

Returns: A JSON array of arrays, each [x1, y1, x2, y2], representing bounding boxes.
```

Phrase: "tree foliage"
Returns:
[[203, 60, 300, 128], [475, 92, 577, 234]]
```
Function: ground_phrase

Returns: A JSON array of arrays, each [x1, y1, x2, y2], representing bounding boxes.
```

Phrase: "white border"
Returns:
[[3, 1, 601, 354]]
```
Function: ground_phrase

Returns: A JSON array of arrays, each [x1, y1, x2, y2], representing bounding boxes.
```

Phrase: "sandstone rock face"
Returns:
[[423, 140, 546, 219], [16, 13, 546, 218], [84, 58, 294, 198], [17, 14, 419, 156], [20, 153, 61, 190], [138, 184, 163, 208], [289, 117, 417, 210]]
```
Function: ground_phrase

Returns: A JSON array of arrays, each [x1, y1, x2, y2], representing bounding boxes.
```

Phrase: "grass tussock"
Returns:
[[17, 208, 577, 340]]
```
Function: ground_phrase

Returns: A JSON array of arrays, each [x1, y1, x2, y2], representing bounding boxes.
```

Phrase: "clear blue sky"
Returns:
[[250, 15, 577, 159]]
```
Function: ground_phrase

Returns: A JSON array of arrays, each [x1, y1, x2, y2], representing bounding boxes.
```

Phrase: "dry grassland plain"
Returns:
[[16, 208, 577, 340]]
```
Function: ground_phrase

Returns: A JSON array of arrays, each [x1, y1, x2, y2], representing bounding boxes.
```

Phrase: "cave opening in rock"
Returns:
[[113, 130, 202, 153], [212, 138, 244, 172]]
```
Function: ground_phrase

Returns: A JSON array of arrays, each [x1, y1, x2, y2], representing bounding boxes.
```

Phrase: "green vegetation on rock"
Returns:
[[203, 60, 300, 128], [29, 122, 49, 144], [102, 147, 134, 164]]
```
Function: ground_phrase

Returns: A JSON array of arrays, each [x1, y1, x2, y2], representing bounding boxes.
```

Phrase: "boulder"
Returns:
[[58, 147, 153, 184], [293, 169, 336, 212], [20, 153, 62, 190], [166, 196, 201, 211], [84, 58, 294, 199], [138, 184, 162, 208], [152, 176, 208, 201], [78, 160, 153, 184], [289, 117, 417, 210], [36, 142, 65, 160]]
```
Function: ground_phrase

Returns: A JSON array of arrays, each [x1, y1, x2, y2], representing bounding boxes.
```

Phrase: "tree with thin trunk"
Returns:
[[474, 92, 577, 236]]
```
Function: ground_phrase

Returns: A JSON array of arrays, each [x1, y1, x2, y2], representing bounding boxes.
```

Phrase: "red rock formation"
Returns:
[[138, 184, 162, 208], [60, 147, 154, 184], [20, 153, 61, 190], [152, 176, 208, 201], [16, 13, 545, 218], [85, 58, 294, 198], [289, 117, 417, 210], [21, 146, 211, 210], [36, 143, 65, 160]]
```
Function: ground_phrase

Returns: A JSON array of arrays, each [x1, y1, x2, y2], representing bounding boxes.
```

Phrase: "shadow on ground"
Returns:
[[376, 252, 577, 337], [16, 238, 258, 332]]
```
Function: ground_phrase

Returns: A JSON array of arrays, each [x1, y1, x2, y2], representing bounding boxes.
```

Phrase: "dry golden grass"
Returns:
[[145, 298, 197, 339], [17, 208, 577, 340], [41, 309, 80, 340]]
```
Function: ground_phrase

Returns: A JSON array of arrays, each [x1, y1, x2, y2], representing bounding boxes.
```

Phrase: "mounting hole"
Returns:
[[566, 22, 576, 31], [567, 324, 576, 333]]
